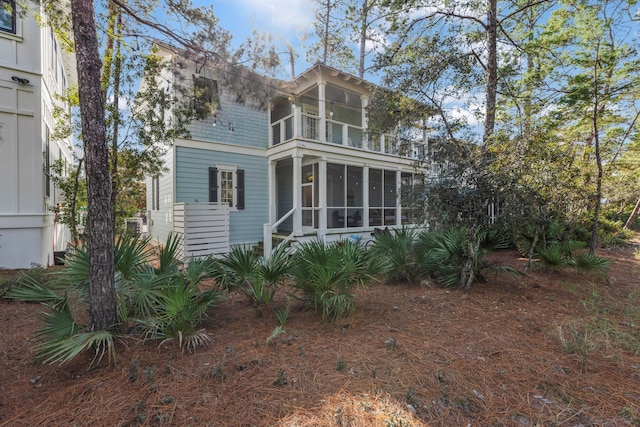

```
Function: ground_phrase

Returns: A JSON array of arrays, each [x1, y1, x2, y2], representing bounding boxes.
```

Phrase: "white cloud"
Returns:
[[450, 107, 481, 126], [235, 0, 315, 34]]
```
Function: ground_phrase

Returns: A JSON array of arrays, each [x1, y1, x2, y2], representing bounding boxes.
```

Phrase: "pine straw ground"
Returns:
[[1, 246, 639, 427]]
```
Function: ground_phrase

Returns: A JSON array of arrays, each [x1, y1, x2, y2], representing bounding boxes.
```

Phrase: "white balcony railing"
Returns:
[[270, 109, 410, 157]]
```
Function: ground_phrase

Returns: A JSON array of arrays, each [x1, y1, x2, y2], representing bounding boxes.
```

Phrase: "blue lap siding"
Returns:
[[175, 146, 268, 246]]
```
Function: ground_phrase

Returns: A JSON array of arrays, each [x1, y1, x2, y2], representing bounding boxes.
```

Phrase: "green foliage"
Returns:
[[417, 226, 512, 290], [569, 253, 611, 273], [156, 233, 183, 274], [6, 269, 68, 311], [595, 218, 634, 247], [290, 240, 386, 321], [115, 233, 154, 280], [37, 330, 116, 368], [218, 245, 259, 293], [265, 325, 285, 345], [515, 219, 611, 279], [274, 303, 290, 326], [34, 308, 79, 342], [214, 244, 292, 307], [245, 244, 293, 306], [305, 0, 356, 73], [8, 234, 222, 365], [369, 227, 419, 283], [135, 272, 220, 353], [535, 244, 566, 270], [257, 244, 291, 287], [0, 275, 17, 298]]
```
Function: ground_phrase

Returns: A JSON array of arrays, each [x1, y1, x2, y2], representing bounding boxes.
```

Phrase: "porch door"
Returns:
[[301, 164, 319, 231]]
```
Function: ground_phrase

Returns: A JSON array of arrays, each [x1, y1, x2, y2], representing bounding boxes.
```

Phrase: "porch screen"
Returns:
[[327, 163, 362, 229], [369, 168, 397, 226]]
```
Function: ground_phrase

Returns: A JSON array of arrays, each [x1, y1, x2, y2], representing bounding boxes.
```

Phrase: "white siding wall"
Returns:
[[147, 147, 175, 246], [0, 6, 74, 268]]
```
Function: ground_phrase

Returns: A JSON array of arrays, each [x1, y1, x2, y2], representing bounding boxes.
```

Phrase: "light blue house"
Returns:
[[147, 46, 430, 257]]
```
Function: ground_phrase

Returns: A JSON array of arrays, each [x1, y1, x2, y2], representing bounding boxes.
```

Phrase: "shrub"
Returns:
[[0, 275, 17, 298], [134, 271, 221, 353], [6, 233, 221, 366], [214, 244, 291, 305], [290, 240, 386, 321], [369, 227, 419, 283], [418, 226, 515, 290]]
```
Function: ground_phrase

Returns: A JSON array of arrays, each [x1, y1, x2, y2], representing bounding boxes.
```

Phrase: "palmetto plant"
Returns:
[[217, 245, 259, 293], [215, 244, 292, 306], [156, 232, 183, 273], [6, 232, 221, 366], [369, 227, 419, 283], [419, 226, 515, 290], [6, 269, 116, 367], [134, 269, 221, 353], [290, 240, 387, 321]]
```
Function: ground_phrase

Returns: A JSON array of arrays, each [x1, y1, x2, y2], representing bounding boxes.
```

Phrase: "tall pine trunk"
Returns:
[[70, 0, 117, 331], [483, 0, 498, 146], [624, 197, 640, 230]]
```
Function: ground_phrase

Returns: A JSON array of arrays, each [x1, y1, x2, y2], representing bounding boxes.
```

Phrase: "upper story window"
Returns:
[[193, 75, 219, 120], [0, 0, 16, 34]]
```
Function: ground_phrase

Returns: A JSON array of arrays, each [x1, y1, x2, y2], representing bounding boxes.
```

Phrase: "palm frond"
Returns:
[[258, 244, 292, 286], [59, 243, 91, 292], [369, 227, 416, 283], [37, 330, 116, 367], [114, 233, 153, 280], [219, 245, 259, 291], [160, 329, 213, 353], [34, 308, 79, 341], [536, 244, 567, 269], [157, 232, 184, 273], [290, 240, 379, 321], [135, 275, 220, 351], [568, 253, 611, 272], [6, 273, 69, 310]]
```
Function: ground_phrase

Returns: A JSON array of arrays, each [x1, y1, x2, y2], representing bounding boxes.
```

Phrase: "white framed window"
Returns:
[[220, 169, 234, 207], [209, 165, 245, 210], [193, 75, 219, 120], [44, 126, 51, 198], [0, 0, 16, 34], [151, 176, 160, 210]]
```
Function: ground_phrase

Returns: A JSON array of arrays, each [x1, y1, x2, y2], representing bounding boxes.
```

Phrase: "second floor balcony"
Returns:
[[269, 83, 425, 159]]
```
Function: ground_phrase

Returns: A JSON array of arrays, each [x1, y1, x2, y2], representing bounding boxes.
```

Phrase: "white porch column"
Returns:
[[268, 105, 273, 147], [361, 96, 369, 150], [363, 165, 369, 226], [293, 153, 303, 236], [293, 105, 301, 138], [318, 159, 327, 231], [318, 82, 327, 143], [268, 160, 277, 223], [396, 169, 402, 226]]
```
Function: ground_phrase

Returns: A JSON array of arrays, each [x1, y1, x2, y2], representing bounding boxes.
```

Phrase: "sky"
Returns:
[[208, 0, 317, 76], [203, 1, 482, 127]]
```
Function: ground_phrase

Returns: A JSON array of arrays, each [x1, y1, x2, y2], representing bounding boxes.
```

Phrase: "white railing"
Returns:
[[269, 112, 406, 156], [271, 114, 294, 145], [263, 207, 295, 256], [174, 203, 230, 259]]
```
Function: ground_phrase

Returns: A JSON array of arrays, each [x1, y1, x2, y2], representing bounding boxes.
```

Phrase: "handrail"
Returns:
[[272, 207, 295, 230]]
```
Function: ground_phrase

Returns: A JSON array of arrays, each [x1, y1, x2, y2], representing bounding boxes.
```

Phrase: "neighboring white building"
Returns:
[[0, 1, 75, 269]]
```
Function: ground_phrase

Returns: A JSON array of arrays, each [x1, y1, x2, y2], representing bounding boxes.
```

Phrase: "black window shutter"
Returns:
[[209, 167, 218, 202], [236, 169, 245, 210]]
